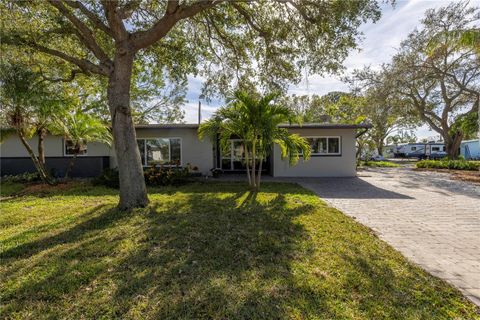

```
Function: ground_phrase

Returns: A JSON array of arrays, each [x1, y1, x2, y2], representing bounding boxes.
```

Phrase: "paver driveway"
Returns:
[[296, 167, 480, 306]]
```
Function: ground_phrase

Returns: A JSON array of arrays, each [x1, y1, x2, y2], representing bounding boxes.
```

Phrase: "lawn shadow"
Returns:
[[109, 190, 327, 319], [1, 186, 331, 318]]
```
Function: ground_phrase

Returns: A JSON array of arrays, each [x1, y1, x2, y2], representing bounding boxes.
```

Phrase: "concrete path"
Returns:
[[296, 167, 480, 306]]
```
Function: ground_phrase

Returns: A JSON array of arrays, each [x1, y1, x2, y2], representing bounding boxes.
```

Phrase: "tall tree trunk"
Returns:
[[65, 151, 78, 179], [376, 139, 384, 156], [445, 131, 463, 159], [107, 51, 148, 210], [256, 156, 263, 189], [37, 127, 47, 166], [251, 140, 257, 189], [17, 130, 54, 185], [244, 142, 251, 186]]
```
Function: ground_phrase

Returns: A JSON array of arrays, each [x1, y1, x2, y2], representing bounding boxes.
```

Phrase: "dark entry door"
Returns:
[[220, 140, 270, 173]]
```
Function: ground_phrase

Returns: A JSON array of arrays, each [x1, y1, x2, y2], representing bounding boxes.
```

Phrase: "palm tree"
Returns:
[[0, 63, 62, 185], [199, 90, 311, 190], [51, 110, 112, 178]]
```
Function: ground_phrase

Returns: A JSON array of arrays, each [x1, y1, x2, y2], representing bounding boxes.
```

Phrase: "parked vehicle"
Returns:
[[394, 142, 446, 159], [370, 155, 385, 161]]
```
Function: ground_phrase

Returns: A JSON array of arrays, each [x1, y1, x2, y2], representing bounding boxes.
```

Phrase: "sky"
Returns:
[[181, 0, 469, 140]]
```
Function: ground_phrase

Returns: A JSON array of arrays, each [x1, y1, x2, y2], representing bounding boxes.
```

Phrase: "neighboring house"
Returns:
[[0, 123, 371, 178], [460, 139, 480, 160]]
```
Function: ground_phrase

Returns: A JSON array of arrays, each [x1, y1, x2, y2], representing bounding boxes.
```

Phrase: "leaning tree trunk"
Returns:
[[107, 51, 149, 210], [17, 131, 54, 185], [445, 131, 463, 159]]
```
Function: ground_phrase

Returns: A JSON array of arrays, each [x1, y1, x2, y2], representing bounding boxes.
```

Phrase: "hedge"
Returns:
[[416, 160, 480, 171]]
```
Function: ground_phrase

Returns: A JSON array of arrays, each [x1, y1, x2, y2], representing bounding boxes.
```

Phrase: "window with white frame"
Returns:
[[136, 138, 181, 166], [302, 136, 341, 155], [64, 139, 87, 156]]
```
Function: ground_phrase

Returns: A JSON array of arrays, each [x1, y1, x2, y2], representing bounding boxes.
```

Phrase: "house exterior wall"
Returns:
[[0, 135, 111, 157], [1, 126, 360, 178], [273, 128, 357, 177], [109, 127, 214, 175], [0, 135, 111, 177]]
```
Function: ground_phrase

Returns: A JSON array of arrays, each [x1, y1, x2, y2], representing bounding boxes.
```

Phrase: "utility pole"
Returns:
[[198, 100, 202, 124]]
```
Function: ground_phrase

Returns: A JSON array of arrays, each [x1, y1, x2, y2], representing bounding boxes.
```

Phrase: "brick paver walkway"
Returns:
[[296, 167, 480, 306]]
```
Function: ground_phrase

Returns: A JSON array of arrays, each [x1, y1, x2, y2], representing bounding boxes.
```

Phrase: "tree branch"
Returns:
[[47, 0, 111, 65], [132, 0, 222, 51], [63, 0, 114, 37], [231, 3, 268, 38], [118, 0, 142, 19], [100, 0, 129, 41], [14, 38, 110, 75], [39, 68, 83, 83]]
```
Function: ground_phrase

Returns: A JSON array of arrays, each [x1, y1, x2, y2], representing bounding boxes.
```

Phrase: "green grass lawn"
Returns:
[[0, 181, 478, 319]]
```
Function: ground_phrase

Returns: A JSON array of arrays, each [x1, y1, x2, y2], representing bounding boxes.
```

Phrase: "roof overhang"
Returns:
[[278, 123, 373, 129], [134, 123, 199, 129]]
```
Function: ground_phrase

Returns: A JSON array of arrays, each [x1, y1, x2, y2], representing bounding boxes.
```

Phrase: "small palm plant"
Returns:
[[199, 90, 311, 190], [52, 110, 112, 178]]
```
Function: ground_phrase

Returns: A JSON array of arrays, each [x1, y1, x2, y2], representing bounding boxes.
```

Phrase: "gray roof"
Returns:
[[135, 123, 372, 129], [279, 123, 373, 129], [135, 123, 199, 129]]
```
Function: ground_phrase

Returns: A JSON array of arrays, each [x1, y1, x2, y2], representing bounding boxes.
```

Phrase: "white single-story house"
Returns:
[[0, 123, 371, 178]]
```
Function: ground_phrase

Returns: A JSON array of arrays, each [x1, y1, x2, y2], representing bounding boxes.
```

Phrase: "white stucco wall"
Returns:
[[110, 127, 214, 175], [273, 128, 357, 177], [0, 134, 111, 157]]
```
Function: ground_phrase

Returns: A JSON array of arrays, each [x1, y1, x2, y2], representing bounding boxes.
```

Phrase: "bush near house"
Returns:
[[93, 166, 193, 188], [416, 160, 480, 171], [144, 166, 191, 186]]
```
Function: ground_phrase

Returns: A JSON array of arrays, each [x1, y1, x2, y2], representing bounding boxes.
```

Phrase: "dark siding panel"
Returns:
[[0, 157, 110, 177]]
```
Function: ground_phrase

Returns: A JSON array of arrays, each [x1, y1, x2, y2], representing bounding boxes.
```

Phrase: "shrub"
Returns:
[[210, 168, 223, 178], [92, 168, 120, 188], [1, 172, 41, 183], [144, 166, 191, 186], [361, 161, 400, 168], [416, 160, 480, 171]]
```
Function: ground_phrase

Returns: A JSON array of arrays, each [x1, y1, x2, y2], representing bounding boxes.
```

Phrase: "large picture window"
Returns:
[[136, 138, 181, 166], [302, 136, 341, 156]]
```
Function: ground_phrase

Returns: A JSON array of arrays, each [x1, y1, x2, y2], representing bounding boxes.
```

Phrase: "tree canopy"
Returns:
[[1, 0, 382, 96], [1, 0, 383, 209], [352, 2, 479, 158]]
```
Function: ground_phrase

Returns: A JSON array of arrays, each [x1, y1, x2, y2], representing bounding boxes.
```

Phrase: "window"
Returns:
[[432, 147, 440, 152], [136, 138, 181, 166], [64, 139, 87, 156], [300, 137, 341, 155], [302, 136, 341, 156], [411, 146, 417, 151], [443, 146, 446, 152]]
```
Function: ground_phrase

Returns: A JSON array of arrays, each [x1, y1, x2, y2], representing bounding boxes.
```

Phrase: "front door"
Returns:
[[220, 140, 270, 172]]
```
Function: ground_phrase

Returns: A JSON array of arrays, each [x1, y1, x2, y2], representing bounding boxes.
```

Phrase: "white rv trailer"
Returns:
[[394, 142, 446, 159]]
